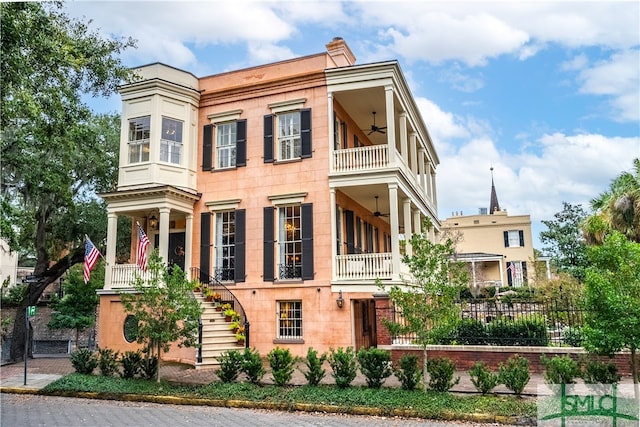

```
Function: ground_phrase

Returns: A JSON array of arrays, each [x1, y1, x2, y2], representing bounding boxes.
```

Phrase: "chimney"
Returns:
[[326, 37, 356, 67]]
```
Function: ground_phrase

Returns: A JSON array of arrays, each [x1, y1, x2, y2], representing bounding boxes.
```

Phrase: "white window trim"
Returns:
[[268, 98, 306, 114], [205, 199, 241, 212], [207, 109, 243, 124], [268, 192, 307, 206]]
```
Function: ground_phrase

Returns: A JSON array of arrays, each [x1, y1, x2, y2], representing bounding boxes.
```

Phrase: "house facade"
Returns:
[[440, 171, 543, 292], [97, 38, 439, 367]]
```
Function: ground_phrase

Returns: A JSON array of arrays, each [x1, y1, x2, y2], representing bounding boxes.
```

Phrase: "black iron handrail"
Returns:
[[190, 267, 250, 348]]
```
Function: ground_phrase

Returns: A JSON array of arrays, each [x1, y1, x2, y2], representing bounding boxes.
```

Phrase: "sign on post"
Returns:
[[27, 305, 36, 317]]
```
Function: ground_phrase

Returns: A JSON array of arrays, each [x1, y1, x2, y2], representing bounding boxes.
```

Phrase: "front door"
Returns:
[[353, 299, 377, 350], [155, 232, 186, 271]]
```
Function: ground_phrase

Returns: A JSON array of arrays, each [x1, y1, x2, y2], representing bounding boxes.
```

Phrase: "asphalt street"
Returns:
[[1, 394, 521, 427]]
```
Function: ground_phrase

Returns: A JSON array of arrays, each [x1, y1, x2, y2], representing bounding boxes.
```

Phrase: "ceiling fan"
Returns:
[[372, 195, 390, 217], [363, 111, 386, 135]]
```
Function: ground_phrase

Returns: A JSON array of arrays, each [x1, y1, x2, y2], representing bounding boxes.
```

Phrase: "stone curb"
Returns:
[[1, 387, 532, 425]]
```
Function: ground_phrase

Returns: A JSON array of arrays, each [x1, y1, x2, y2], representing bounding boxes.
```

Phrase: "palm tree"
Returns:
[[585, 158, 640, 243]]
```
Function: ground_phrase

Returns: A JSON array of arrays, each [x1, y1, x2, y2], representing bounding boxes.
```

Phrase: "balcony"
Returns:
[[335, 252, 393, 281], [331, 145, 390, 173], [108, 264, 152, 289]]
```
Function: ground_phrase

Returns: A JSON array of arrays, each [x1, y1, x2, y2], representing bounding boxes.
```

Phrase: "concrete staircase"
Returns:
[[194, 294, 242, 370]]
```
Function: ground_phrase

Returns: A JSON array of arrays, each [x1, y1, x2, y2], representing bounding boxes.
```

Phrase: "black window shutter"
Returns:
[[519, 230, 524, 247], [263, 115, 274, 163], [301, 108, 312, 158], [506, 261, 513, 286], [236, 120, 247, 167], [263, 207, 274, 281], [356, 217, 362, 253], [335, 205, 341, 255], [503, 231, 509, 247], [200, 212, 211, 282], [521, 261, 528, 282], [234, 209, 246, 282], [333, 112, 339, 150], [202, 125, 213, 171], [342, 121, 348, 149], [345, 210, 355, 254], [301, 203, 314, 280]]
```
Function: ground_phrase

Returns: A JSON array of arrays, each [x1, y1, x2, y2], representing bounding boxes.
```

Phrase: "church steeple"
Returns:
[[489, 166, 500, 214]]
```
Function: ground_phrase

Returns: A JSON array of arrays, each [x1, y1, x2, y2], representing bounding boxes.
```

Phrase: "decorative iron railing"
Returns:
[[278, 263, 302, 280], [190, 267, 249, 349]]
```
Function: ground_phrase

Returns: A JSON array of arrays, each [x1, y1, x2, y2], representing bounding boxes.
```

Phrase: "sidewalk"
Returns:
[[1, 355, 547, 395]]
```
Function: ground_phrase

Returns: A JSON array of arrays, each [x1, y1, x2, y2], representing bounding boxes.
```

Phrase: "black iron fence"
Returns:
[[387, 298, 586, 347]]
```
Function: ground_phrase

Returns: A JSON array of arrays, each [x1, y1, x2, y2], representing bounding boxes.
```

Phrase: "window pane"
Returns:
[[277, 112, 301, 160], [277, 301, 302, 339], [278, 205, 301, 279], [128, 116, 150, 164], [216, 122, 237, 168], [508, 230, 520, 247], [215, 211, 235, 281]]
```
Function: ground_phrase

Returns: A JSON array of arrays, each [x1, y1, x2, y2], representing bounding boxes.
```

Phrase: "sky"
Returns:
[[65, 1, 640, 251]]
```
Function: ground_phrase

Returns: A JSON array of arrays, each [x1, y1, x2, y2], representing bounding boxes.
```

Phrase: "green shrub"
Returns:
[[356, 347, 392, 389], [454, 318, 488, 345], [393, 354, 422, 391], [216, 349, 244, 383], [498, 354, 530, 396], [487, 315, 549, 346], [300, 347, 326, 386], [70, 348, 98, 375], [541, 354, 580, 384], [120, 350, 142, 379], [469, 361, 499, 395], [267, 347, 296, 386], [581, 358, 622, 384], [241, 347, 265, 385], [140, 355, 158, 380], [426, 357, 460, 392], [97, 347, 120, 377], [328, 346, 357, 389], [1, 284, 27, 306], [562, 327, 584, 347]]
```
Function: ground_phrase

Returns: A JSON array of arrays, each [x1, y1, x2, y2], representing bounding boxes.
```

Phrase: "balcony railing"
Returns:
[[332, 145, 389, 173], [335, 252, 393, 281], [110, 264, 152, 288]]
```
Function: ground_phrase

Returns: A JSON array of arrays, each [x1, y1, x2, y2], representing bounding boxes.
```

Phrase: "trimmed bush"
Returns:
[[356, 347, 392, 389], [426, 357, 460, 392], [300, 347, 326, 386], [454, 318, 488, 345], [216, 349, 244, 383], [267, 347, 296, 386], [70, 348, 98, 375], [328, 346, 357, 389], [487, 315, 549, 346], [498, 354, 530, 396], [98, 347, 120, 377], [120, 350, 143, 379], [241, 347, 265, 385], [581, 358, 622, 384], [562, 327, 584, 347], [541, 354, 580, 384], [393, 354, 422, 391], [469, 361, 499, 395]]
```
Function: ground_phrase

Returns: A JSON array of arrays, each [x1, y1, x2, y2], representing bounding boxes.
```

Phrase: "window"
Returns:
[[278, 112, 302, 160], [504, 230, 524, 247], [160, 117, 183, 164], [215, 211, 235, 281], [216, 122, 237, 168], [279, 205, 302, 279], [128, 116, 150, 163], [277, 301, 302, 340], [123, 315, 138, 343]]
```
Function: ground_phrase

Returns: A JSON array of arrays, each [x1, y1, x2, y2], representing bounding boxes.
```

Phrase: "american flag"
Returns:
[[508, 262, 517, 278], [137, 223, 150, 272], [84, 236, 101, 284]]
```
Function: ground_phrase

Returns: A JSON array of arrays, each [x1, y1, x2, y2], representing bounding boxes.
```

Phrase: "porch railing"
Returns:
[[335, 252, 393, 281], [332, 145, 389, 173], [190, 267, 249, 349], [110, 264, 151, 288]]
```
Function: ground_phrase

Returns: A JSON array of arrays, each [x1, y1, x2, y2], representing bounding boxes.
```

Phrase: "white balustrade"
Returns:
[[335, 252, 393, 281]]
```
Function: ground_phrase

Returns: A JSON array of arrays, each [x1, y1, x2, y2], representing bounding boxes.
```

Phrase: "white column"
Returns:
[[185, 213, 193, 279], [330, 188, 337, 281], [105, 211, 118, 289], [403, 198, 412, 256], [431, 167, 438, 208], [158, 207, 171, 263], [384, 85, 396, 165], [388, 184, 400, 280], [410, 132, 418, 178], [399, 112, 408, 166], [419, 150, 428, 199], [327, 92, 335, 172], [413, 209, 422, 236]]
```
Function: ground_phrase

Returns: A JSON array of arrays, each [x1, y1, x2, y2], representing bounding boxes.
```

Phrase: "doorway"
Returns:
[[353, 299, 377, 350]]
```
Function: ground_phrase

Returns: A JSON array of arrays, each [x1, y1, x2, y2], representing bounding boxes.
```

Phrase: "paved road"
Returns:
[[1, 394, 519, 427]]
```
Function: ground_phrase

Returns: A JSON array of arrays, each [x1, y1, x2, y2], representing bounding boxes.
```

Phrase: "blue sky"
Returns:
[[66, 1, 640, 251]]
